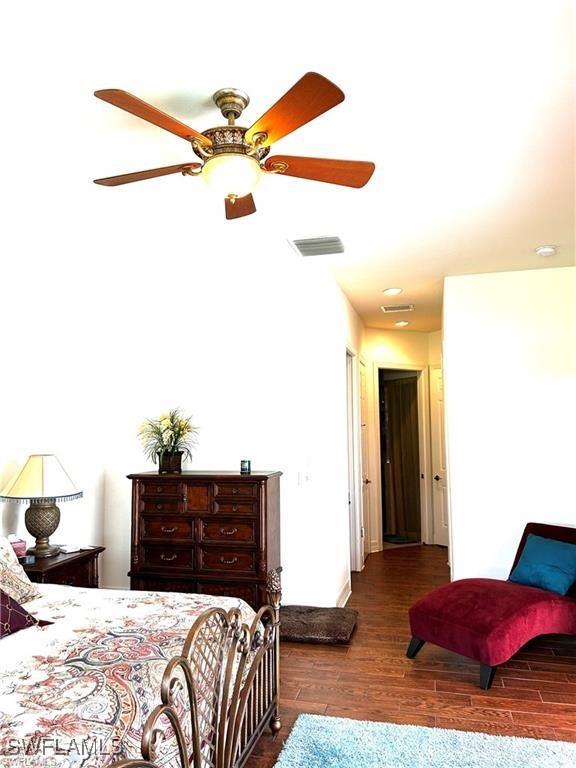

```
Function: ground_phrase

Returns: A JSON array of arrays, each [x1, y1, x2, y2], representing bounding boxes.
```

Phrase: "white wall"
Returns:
[[443, 266, 576, 580], [341, 292, 365, 353], [363, 328, 432, 367], [1, 229, 358, 606], [428, 330, 443, 366], [0, 2, 372, 608]]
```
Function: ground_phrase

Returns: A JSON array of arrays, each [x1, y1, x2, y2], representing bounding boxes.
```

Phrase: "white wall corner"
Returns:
[[336, 578, 352, 607]]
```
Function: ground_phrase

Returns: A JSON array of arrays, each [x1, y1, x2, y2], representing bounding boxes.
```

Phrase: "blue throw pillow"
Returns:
[[509, 534, 576, 595]]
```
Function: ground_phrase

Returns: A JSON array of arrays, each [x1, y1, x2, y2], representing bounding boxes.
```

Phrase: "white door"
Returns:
[[430, 366, 449, 546], [359, 360, 371, 558], [346, 352, 362, 572]]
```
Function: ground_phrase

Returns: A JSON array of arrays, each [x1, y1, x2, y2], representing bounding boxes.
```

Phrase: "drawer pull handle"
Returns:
[[220, 556, 238, 565], [161, 526, 177, 534], [156, 504, 164, 510], [232, 505, 239, 512], [232, 488, 239, 495], [220, 527, 238, 536], [160, 553, 177, 562], [156, 486, 163, 492]]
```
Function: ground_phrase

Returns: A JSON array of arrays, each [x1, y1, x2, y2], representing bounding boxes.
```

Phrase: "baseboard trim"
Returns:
[[337, 579, 352, 607]]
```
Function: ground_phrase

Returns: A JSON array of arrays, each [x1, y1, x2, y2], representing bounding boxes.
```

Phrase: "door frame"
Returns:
[[429, 363, 452, 554], [359, 355, 371, 560], [370, 361, 433, 552], [346, 347, 364, 572]]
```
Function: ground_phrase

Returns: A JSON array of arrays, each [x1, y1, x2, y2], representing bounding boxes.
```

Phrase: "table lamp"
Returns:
[[0, 454, 82, 558]]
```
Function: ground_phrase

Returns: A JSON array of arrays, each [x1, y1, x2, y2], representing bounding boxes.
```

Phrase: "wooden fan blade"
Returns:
[[94, 89, 211, 145], [94, 163, 201, 186], [264, 155, 375, 188], [225, 194, 256, 219], [245, 73, 344, 147]]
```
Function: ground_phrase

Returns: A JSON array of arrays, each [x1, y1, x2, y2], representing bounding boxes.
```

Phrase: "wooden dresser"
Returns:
[[127, 471, 281, 609]]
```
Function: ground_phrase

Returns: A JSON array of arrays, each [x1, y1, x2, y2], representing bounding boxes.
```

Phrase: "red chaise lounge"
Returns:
[[406, 523, 576, 689]]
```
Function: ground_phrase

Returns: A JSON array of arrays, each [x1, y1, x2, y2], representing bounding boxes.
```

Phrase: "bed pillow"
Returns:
[[509, 534, 576, 596], [0, 536, 40, 603], [0, 588, 39, 638]]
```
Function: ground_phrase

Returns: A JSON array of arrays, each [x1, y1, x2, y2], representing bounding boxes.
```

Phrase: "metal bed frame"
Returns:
[[111, 568, 282, 768]]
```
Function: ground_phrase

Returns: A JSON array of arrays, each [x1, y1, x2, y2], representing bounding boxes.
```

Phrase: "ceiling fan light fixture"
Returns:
[[202, 153, 261, 200]]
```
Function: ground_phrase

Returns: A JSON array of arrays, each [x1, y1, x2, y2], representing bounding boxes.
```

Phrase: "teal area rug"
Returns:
[[274, 714, 576, 767]]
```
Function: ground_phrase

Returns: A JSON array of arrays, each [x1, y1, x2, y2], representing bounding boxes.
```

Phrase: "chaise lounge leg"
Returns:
[[406, 636, 426, 659], [480, 664, 497, 690]]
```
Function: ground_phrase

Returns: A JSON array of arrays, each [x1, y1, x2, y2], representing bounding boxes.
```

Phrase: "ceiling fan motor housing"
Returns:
[[193, 126, 270, 161]]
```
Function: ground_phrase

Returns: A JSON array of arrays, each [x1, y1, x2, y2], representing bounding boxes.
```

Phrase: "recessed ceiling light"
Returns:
[[395, 320, 409, 327], [535, 245, 557, 257], [382, 287, 402, 296]]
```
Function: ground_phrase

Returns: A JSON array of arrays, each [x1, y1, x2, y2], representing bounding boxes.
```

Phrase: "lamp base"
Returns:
[[25, 500, 61, 559], [27, 542, 60, 558]]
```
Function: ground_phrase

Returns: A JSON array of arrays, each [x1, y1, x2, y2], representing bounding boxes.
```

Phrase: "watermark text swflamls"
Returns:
[[3, 737, 123, 757]]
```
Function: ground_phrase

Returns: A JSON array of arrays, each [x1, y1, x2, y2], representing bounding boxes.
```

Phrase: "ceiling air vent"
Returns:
[[380, 304, 415, 314], [290, 236, 344, 257]]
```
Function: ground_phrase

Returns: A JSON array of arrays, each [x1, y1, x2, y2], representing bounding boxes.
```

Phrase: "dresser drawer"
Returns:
[[142, 516, 193, 540], [197, 547, 256, 574], [131, 575, 195, 593], [141, 544, 193, 569], [196, 580, 258, 606], [141, 481, 182, 497], [141, 498, 182, 514], [199, 518, 256, 544], [213, 482, 258, 499], [28, 559, 93, 588], [213, 500, 257, 516]]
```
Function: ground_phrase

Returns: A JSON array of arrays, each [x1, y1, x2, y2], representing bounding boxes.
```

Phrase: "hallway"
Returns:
[[249, 546, 576, 766]]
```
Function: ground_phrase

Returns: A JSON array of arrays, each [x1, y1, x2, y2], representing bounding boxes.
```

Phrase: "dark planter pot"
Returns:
[[158, 451, 183, 474]]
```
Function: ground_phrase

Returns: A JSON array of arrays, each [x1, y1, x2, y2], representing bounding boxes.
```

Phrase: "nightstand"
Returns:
[[22, 547, 105, 588]]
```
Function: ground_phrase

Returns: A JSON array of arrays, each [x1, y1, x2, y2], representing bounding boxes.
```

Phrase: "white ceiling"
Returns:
[[4, 2, 573, 332]]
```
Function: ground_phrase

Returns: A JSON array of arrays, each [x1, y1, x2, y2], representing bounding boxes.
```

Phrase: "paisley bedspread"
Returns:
[[0, 584, 256, 768]]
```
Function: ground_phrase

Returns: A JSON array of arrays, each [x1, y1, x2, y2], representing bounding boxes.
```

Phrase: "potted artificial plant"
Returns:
[[138, 408, 198, 473]]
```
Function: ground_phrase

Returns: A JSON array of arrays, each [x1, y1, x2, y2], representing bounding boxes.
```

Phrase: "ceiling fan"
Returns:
[[93, 72, 375, 219]]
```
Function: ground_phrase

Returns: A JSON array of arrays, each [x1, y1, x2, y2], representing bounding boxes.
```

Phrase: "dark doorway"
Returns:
[[379, 369, 421, 544]]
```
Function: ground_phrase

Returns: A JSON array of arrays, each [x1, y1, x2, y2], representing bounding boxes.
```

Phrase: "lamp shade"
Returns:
[[0, 455, 82, 503]]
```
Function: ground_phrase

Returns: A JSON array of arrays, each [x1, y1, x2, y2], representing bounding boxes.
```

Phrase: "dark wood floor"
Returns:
[[248, 545, 576, 767]]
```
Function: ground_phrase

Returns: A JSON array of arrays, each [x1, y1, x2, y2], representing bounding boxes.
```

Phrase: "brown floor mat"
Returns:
[[280, 605, 358, 644]]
